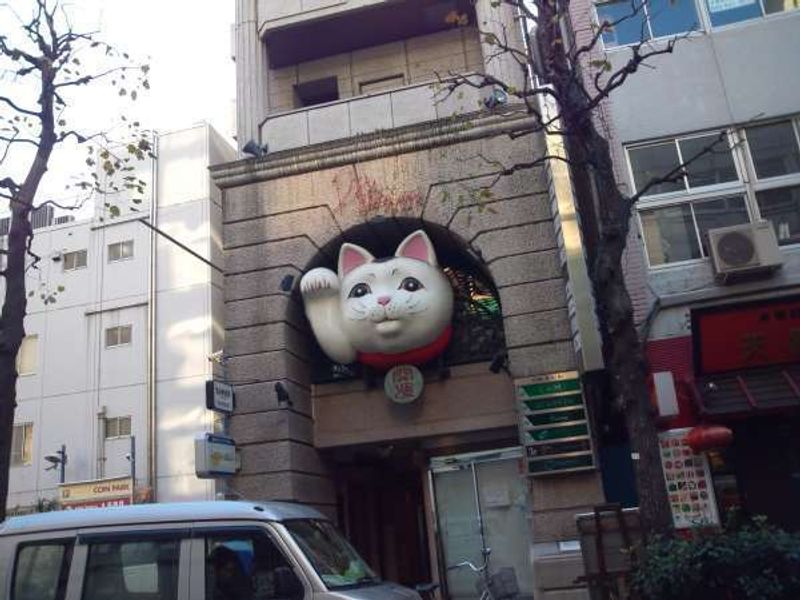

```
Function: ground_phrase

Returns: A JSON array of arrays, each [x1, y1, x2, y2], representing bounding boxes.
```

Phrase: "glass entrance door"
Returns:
[[430, 448, 534, 600]]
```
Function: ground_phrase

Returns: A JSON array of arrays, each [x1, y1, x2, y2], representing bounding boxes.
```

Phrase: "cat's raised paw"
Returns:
[[300, 267, 340, 297]]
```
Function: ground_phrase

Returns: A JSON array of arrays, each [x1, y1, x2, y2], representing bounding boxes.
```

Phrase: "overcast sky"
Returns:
[[1, 0, 236, 210]]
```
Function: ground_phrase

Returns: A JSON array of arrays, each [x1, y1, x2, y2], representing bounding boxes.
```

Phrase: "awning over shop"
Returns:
[[691, 366, 800, 417]]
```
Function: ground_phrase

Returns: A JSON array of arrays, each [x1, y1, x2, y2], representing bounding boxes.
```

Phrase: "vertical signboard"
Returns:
[[517, 371, 596, 476], [659, 428, 720, 529]]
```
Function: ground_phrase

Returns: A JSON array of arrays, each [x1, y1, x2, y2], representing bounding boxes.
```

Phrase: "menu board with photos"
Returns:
[[659, 428, 720, 529]]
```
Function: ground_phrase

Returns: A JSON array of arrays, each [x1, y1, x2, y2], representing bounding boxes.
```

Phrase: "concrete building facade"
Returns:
[[216, 2, 612, 599], [7, 124, 235, 511], [567, 0, 800, 529]]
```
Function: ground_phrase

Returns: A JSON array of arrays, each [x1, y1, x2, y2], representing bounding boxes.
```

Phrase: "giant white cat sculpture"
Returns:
[[300, 230, 454, 370]]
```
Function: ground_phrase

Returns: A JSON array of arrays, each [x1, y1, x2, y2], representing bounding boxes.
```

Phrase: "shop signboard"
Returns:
[[692, 295, 800, 374], [205, 379, 235, 413], [658, 428, 720, 529], [59, 476, 133, 509], [517, 371, 596, 476], [195, 433, 237, 478]]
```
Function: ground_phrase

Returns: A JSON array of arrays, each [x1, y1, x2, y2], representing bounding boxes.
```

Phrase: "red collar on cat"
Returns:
[[357, 325, 453, 371]]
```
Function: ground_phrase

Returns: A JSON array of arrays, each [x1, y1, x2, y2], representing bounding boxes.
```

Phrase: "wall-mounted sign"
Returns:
[[517, 371, 596, 476], [300, 230, 454, 371], [692, 295, 800, 374], [659, 428, 720, 529], [206, 380, 235, 413], [59, 476, 133, 509], [195, 433, 237, 478], [384, 364, 424, 404]]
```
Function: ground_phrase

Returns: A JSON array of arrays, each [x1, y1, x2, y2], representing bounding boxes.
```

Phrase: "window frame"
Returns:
[[62, 249, 88, 272], [17, 334, 38, 376], [596, 0, 705, 47], [196, 525, 308, 600], [11, 539, 74, 600], [107, 240, 134, 263], [629, 117, 800, 269], [11, 422, 34, 467], [104, 324, 133, 348], [637, 193, 754, 267], [594, 0, 799, 48], [78, 533, 185, 600], [104, 415, 132, 439]]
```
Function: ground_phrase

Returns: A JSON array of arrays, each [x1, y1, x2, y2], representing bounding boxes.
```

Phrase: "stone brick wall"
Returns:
[[214, 112, 602, 523]]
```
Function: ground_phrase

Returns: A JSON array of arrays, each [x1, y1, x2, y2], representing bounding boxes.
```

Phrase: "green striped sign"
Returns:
[[526, 408, 586, 426], [522, 394, 584, 412], [528, 453, 595, 474], [527, 423, 588, 442], [517, 372, 595, 476], [519, 378, 581, 398]]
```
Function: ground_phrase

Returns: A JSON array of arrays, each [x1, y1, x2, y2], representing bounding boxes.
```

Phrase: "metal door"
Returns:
[[430, 448, 534, 600]]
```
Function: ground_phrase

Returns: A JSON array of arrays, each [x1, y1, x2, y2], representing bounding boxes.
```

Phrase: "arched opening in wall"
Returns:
[[303, 218, 506, 383]]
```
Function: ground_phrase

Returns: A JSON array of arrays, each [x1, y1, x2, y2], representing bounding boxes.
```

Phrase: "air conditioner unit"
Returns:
[[708, 221, 782, 283]]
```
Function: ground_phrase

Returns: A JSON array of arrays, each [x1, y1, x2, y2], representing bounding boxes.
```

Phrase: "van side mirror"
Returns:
[[274, 566, 304, 600]]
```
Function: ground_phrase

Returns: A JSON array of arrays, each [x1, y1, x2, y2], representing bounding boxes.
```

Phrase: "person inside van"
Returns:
[[208, 545, 253, 600]]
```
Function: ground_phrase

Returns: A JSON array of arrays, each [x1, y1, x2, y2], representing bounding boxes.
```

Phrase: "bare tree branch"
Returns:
[[0, 95, 40, 117]]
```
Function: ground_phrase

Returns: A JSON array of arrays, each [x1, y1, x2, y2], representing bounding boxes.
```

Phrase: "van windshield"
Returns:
[[283, 519, 379, 589]]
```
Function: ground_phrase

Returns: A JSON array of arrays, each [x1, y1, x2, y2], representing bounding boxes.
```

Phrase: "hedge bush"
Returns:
[[632, 517, 800, 600]]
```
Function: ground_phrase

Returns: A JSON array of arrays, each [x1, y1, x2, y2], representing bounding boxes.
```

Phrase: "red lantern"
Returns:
[[686, 425, 733, 452]]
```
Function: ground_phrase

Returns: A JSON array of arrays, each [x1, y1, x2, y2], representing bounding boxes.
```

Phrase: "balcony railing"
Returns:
[[259, 75, 483, 153]]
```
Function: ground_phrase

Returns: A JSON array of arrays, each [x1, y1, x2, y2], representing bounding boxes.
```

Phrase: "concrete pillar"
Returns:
[[235, 0, 268, 148], [474, 0, 528, 93]]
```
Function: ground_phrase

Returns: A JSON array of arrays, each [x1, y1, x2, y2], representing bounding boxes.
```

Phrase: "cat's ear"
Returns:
[[338, 243, 375, 278], [396, 230, 438, 266]]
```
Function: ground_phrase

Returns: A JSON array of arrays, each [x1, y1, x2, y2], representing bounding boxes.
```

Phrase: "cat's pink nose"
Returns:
[[377, 296, 391, 306]]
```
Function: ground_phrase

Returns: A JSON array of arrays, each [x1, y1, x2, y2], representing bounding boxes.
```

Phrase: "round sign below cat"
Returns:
[[384, 364, 424, 404]]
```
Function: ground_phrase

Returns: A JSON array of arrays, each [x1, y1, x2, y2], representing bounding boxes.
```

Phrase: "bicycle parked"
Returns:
[[447, 548, 520, 600]]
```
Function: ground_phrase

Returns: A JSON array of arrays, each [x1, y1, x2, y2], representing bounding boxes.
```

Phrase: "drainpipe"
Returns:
[[146, 133, 159, 501]]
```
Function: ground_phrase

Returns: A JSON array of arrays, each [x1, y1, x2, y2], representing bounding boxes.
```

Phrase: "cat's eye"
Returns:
[[400, 277, 423, 292], [348, 283, 371, 298]]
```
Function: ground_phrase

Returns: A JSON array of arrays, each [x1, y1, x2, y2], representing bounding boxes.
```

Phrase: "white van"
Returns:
[[0, 501, 421, 600]]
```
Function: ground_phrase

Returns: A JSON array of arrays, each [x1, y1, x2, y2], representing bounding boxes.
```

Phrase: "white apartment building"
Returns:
[[7, 123, 235, 511]]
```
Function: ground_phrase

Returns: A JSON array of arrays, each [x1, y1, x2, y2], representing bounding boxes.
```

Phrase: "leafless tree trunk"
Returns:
[[438, 0, 719, 532], [0, 0, 151, 520]]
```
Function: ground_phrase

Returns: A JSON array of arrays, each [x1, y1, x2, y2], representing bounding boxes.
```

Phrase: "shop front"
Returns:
[[649, 294, 800, 531]]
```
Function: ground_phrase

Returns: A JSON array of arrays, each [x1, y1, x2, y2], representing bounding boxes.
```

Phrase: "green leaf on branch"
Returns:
[[590, 59, 612, 72]]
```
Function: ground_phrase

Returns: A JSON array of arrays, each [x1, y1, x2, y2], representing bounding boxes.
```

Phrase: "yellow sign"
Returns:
[[59, 476, 133, 509]]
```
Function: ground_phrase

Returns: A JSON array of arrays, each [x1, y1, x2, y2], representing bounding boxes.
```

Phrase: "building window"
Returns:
[[62, 249, 87, 271], [105, 325, 132, 348], [746, 120, 800, 180], [705, 0, 798, 27], [105, 416, 132, 439], [16, 335, 38, 376], [640, 196, 749, 265], [359, 74, 406, 95], [596, 0, 699, 47], [11, 423, 33, 466], [632, 117, 800, 266], [628, 132, 738, 196], [108, 240, 134, 262], [294, 77, 339, 108], [747, 120, 800, 245]]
